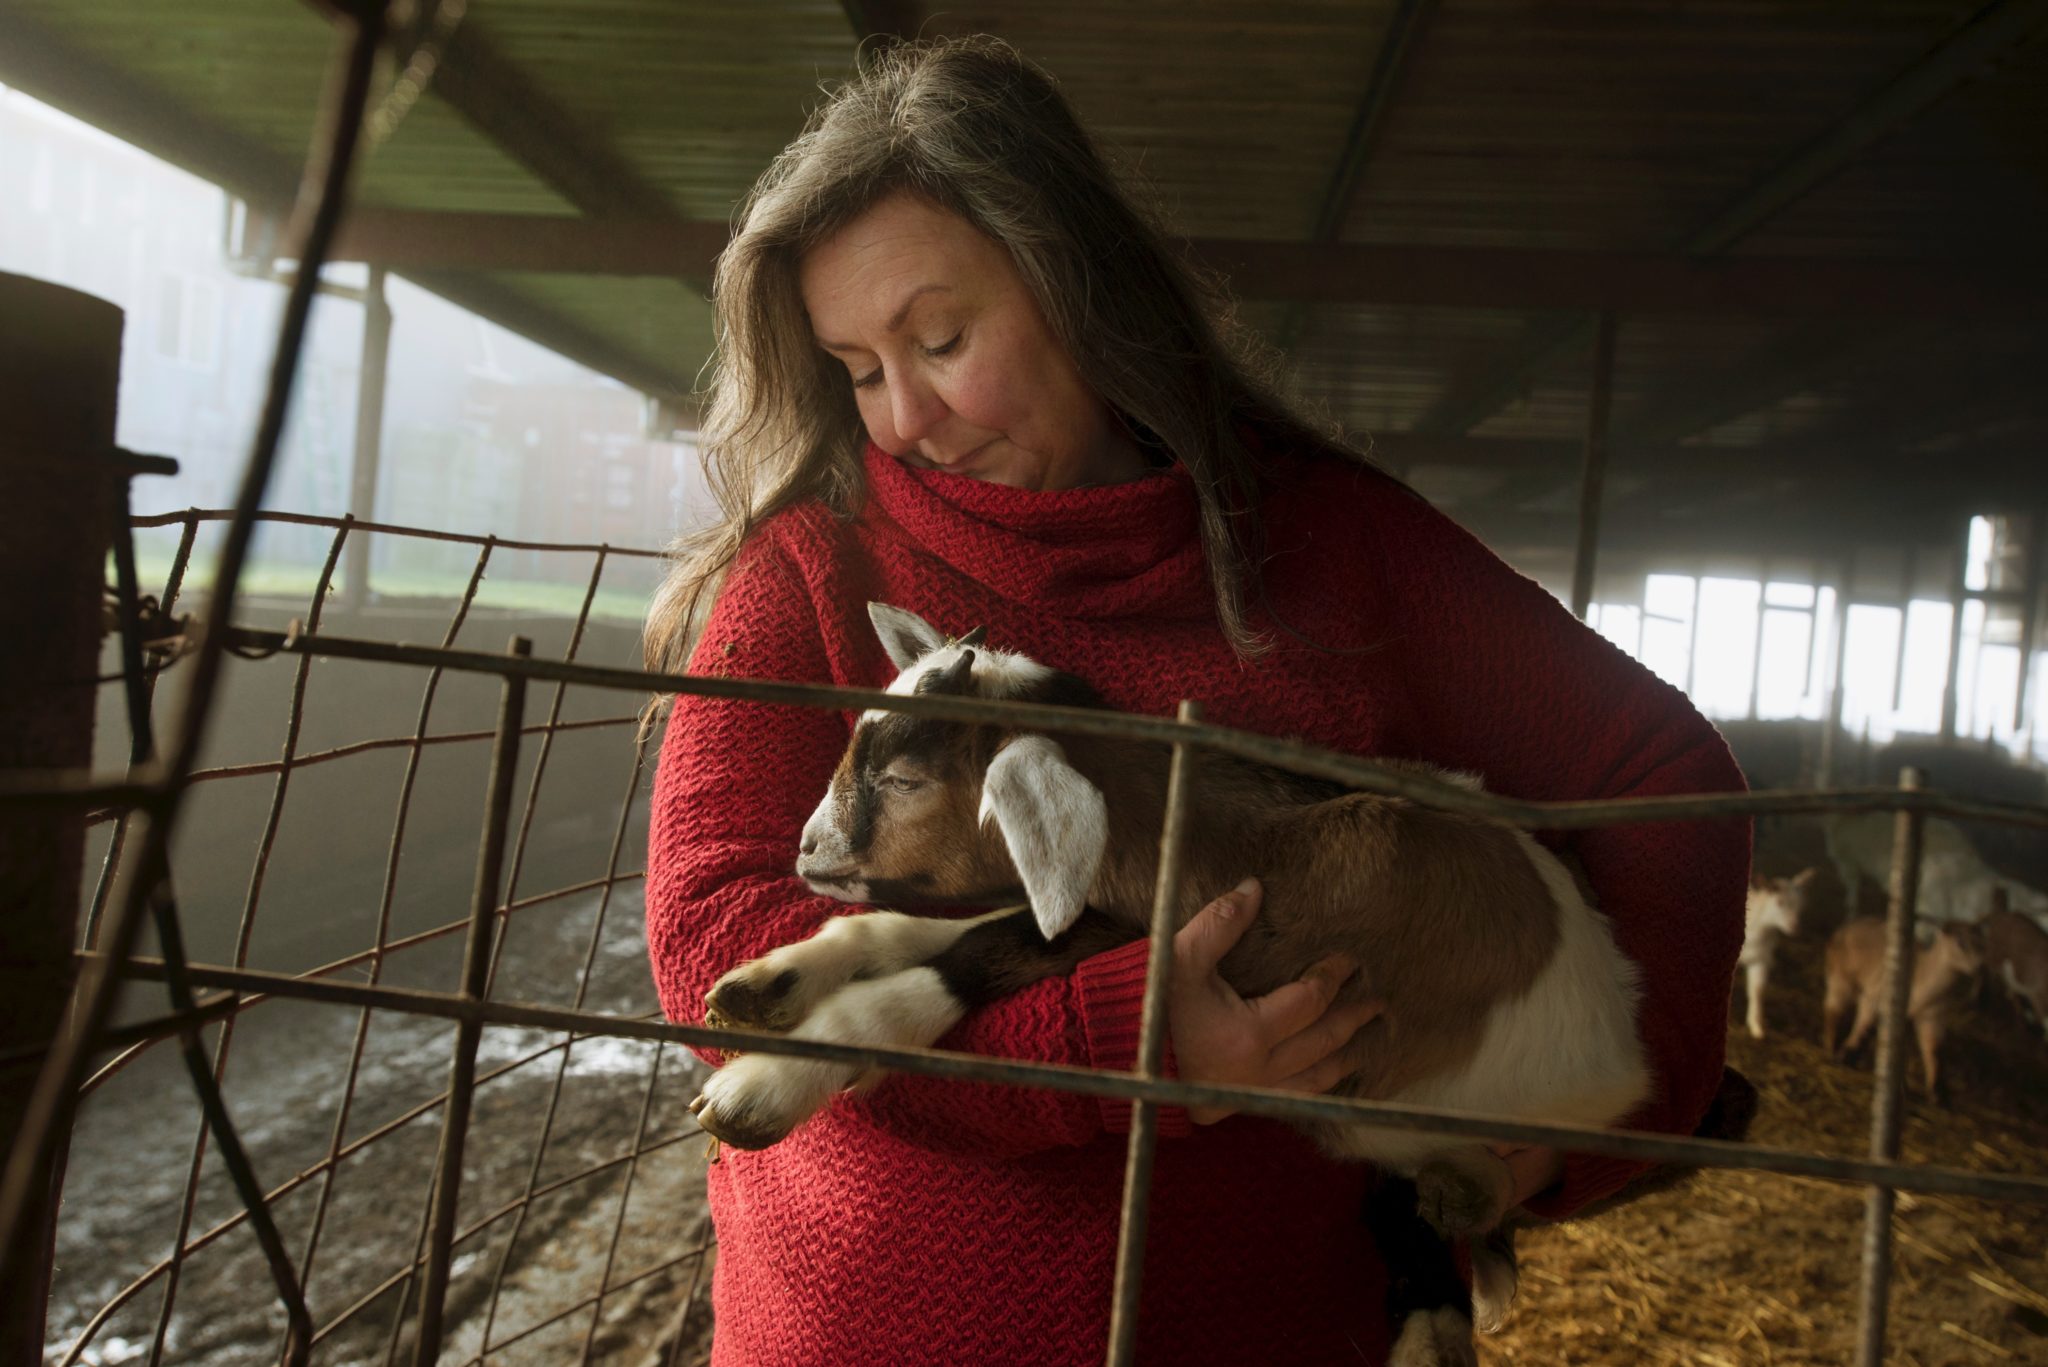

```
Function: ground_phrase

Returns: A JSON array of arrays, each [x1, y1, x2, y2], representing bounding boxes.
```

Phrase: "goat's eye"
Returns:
[[877, 773, 925, 795]]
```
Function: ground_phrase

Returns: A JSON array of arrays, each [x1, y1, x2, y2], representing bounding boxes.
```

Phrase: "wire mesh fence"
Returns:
[[17, 498, 2048, 1366], [46, 506, 711, 1367]]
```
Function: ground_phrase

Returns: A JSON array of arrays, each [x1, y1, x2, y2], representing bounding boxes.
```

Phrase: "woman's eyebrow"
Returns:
[[817, 283, 953, 353]]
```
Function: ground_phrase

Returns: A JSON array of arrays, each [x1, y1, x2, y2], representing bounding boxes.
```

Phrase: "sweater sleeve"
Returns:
[[1371, 488, 1750, 1219], [644, 527, 1188, 1161]]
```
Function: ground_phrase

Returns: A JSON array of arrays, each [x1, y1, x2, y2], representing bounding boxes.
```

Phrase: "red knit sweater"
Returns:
[[646, 441, 1749, 1366]]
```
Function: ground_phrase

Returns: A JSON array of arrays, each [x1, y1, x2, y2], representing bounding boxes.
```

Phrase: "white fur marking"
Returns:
[[697, 966, 967, 1140], [1322, 831, 1649, 1172], [860, 643, 1055, 724]]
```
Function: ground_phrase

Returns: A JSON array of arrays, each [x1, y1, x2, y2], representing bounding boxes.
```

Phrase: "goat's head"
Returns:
[[795, 603, 1107, 938], [1772, 866, 1822, 935], [1928, 920, 1988, 980]]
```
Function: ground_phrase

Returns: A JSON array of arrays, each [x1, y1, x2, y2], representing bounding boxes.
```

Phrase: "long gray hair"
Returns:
[[643, 35, 1350, 696]]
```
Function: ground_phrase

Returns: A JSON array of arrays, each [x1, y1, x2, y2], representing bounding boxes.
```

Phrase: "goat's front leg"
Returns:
[[1744, 957, 1771, 1040], [704, 907, 1016, 1034], [692, 907, 1132, 1149], [693, 965, 970, 1149]]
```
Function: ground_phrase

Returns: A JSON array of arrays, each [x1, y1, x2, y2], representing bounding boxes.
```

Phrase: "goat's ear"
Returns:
[[956, 625, 988, 648], [869, 602, 948, 669], [979, 735, 1106, 939], [915, 648, 977, 696]]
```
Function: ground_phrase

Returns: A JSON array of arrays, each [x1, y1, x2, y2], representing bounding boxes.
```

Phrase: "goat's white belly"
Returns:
[[1338, 841, 1652, 1171]]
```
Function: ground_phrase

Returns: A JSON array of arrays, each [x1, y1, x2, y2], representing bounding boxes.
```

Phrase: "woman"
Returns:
[[644, 36, 1748, 1366]]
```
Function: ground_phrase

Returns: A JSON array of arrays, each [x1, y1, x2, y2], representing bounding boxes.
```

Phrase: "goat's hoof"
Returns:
[[704, 965, 805, 1033], [690, 1070, 799, 1152], [1387, 1306, 1478, 1367], [1416, 1160, 1503, 1238]]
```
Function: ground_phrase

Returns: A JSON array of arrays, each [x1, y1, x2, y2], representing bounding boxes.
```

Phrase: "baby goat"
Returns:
[[1735, 868, 1819, 1040], [1823, 917, 1986, 1104], [692, 604, 1652, 1365]]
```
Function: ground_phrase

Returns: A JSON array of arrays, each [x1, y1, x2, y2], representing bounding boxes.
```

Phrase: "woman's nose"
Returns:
[[887, 373, 946, 444]]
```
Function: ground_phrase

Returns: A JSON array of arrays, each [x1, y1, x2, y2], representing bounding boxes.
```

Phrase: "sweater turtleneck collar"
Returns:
[[859, 442, 1214, 620]]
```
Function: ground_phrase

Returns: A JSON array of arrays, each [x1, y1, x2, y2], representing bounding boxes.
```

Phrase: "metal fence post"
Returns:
[[1106, 699, 1200, 1366], [411, 635, 531, 1365], [1854, 764, 1924, 1367]]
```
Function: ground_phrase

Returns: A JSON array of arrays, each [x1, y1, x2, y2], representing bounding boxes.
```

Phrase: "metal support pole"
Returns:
[[1941, 525, 1970, 741], [2015, 508, 2043, 734], [1106, 700, 1200, 1367], [1748, 561, 1771, 721], [1855, 766, 1925, 1367], [411, 635, 530, 1366], [1818, 551, 1856, 788], [1683, 571, 1705, 698], [1569, 312, 1618, 621], [344, 265, 390, 611], [1891, 546, 1917, 716], [0, 273, 122, 1366]]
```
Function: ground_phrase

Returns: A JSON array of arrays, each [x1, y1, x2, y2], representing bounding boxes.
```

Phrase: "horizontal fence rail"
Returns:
[[98, 951, 2048, 1209]]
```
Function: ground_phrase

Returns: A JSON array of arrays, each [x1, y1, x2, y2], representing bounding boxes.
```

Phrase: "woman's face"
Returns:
[[798, 192, 1145, 491]]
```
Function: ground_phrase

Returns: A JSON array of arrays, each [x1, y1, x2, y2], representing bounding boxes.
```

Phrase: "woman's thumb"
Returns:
[[1176, 877, 1262, 974]]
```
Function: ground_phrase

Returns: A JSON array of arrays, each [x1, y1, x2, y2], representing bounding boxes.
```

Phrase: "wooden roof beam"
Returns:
[[0, 12, 298, 205], [0, 16, 690, 403], [401, 272, 692, 407], [300, 0, 676, 220], [1415, 0, 2048, 435], [1277, 0, 1439, 351], [323, 209, 2048, 317], [841, 0, 924, 45]]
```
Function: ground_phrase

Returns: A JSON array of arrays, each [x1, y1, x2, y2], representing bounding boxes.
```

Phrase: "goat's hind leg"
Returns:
[[1367, 1176, 1479, 1367], [1415, 1145, 1515, 1239]]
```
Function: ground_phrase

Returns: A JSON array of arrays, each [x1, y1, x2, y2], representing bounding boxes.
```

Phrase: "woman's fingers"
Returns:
[[1245, 953, 1358, 1041], [1265, 995, 1386, 1083], [1275, 1049, 1368, 1099], [1173, 877, 1262, 978]]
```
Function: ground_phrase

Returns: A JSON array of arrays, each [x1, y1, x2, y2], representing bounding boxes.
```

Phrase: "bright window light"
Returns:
[[1691, 578, 1763, 719]]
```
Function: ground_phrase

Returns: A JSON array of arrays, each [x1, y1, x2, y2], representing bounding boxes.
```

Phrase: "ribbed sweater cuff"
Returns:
[[1075, 939, 1193, 1139]]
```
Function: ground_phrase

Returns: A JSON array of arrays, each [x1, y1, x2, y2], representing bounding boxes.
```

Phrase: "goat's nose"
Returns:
[[799, 832, 818, 857]]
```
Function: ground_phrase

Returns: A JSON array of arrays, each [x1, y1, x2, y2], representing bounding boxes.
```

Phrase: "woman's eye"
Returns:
[[925, 333, 961, 358], [852, 366, 883, 390]]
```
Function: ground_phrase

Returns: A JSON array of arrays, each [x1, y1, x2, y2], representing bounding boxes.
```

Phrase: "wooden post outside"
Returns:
[[1569, 312, 1617, 621], [0, 273, 123, 1365], [343, 265, 390, 610]]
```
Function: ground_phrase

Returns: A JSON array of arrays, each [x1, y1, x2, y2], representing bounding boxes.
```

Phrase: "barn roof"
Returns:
[[3, 0, 2045, 573]]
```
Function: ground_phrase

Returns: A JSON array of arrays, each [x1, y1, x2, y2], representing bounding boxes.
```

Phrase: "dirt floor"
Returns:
[[1482, 897, 2048, 1365]]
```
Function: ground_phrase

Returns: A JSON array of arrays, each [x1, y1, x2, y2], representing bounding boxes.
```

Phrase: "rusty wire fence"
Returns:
[[7, 9, 2048, 1366], [45, 506, 713, 1366], [17, 490, 2048, 1366]]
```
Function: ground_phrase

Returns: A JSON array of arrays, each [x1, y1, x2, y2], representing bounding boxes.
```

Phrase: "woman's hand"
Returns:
[[1169, 878, 1387, 1125]]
